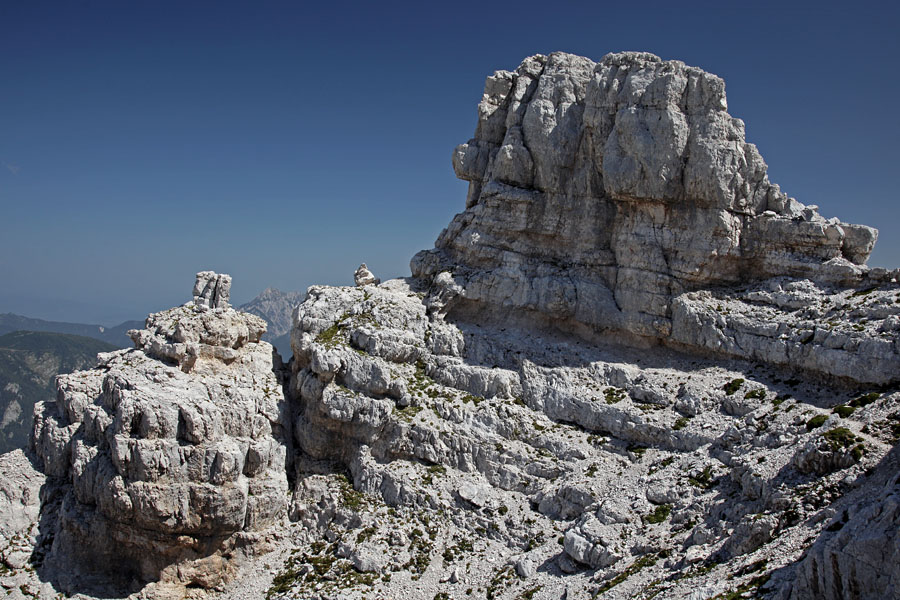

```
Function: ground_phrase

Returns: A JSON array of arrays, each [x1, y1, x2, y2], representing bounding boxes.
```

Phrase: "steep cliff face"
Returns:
[[29, 273, 290, 595], [411, 51, 896, 384]]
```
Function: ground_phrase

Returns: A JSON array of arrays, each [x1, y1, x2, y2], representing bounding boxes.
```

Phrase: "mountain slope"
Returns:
[[0, 313, 140, 348], [0, 331, 116, 453]]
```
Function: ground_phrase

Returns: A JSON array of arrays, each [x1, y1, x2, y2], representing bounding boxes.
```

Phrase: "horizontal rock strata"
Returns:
[[5, 51, 898, 600], [286, 274, 899, 599], [411, 51, 896, 384], [30, 272, 289, 594]]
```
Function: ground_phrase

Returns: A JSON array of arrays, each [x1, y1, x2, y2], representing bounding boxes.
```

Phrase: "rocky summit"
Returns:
[[26, 274, 290, 597], [411, 51, 895, 385], [1, 51, 898, 600]]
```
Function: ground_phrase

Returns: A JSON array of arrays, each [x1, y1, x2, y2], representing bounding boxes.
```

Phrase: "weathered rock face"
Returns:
[[411, 51, 896, 383], [192, 270, 232, 309], [278, 52, 899, 599], [4, 52, 898, 600], [287, 274, 899, 600], [29, 272, 290, 594], [671, 277, 900, 385], [788, 446, 900, 600], [0, 451, 43, 568]]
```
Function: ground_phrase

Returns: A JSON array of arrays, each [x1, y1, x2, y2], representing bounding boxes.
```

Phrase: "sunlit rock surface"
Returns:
[[28, 272, 289, 595], [2, 52, 898, 600]]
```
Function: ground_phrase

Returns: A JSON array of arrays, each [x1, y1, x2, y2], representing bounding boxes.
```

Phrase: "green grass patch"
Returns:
[[723, 378, 745, 395], [688, 465, 715, 489], [822, 427, 862, 451], [806, 414, 828, 430], [833, 405, 855, 418], [627, 444, 648, 458], [337, 474, 367, 510], [771, 394, 791, 407], [851, 287, 878, 297], [603, 387, 627, 404], [395, 404, 424, 422], [592, 554, 659, 597], [441, 538, 473, 563], [711, 574, 771, 600], [356, 526, 376, 544], [522, 586, 542, 600], [645, 504, 672, 524], [850, 392, 880, 408], [743, 388, 766, 400]]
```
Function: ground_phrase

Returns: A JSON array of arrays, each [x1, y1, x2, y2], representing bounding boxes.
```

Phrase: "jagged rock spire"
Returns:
[[192, 270, 231, 309]]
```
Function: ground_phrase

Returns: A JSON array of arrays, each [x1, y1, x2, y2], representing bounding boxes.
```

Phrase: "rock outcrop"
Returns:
[[411, 51, 896, 384], [354, 263, 380, 287], [192, 271, 232, 309], [29, 272, 289, 595], [280, 51, 898, 599], [788, 445, 900, 600], [3, 52, 898, 600], [284, 265, 899, 600]]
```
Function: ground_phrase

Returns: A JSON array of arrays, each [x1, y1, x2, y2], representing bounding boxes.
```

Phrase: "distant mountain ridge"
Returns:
[[238, 287, 304, 357], [0, 330, 116, 453], [0, 313, 140, 348], [0, 287, 302, 373]]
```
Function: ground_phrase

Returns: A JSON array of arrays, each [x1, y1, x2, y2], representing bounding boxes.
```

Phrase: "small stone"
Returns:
[[1, 549, 30, 570], [458, 482, 490, 507], [515, 556, 536, 578], [440, 566, 461, 583], [868, 267, 888, 281], [684, 546, 707, 564]]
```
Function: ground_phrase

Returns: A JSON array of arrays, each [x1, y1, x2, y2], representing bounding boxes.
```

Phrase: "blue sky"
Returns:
[[1, 0, 898, 324]]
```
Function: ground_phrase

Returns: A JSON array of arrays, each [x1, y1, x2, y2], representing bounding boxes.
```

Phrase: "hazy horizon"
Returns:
[[2, 0, 898, 325]]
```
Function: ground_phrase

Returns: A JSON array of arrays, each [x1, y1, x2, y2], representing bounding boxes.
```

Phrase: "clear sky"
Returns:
[[1, 0, 898, 324]]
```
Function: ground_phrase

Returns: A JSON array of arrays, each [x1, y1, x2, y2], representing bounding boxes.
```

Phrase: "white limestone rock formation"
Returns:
[[411, 51, 896, 385], [192, 270, 232, 309], [3, 52, 898, 600], [28, 272, 290, 595], [284, 276, 899, 600], [354, 263, 380, 287], [788, 445, 900, 600], [0, 451, 42, 569], [671, 277, 900, 385], [273, 52, 899, 600]]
